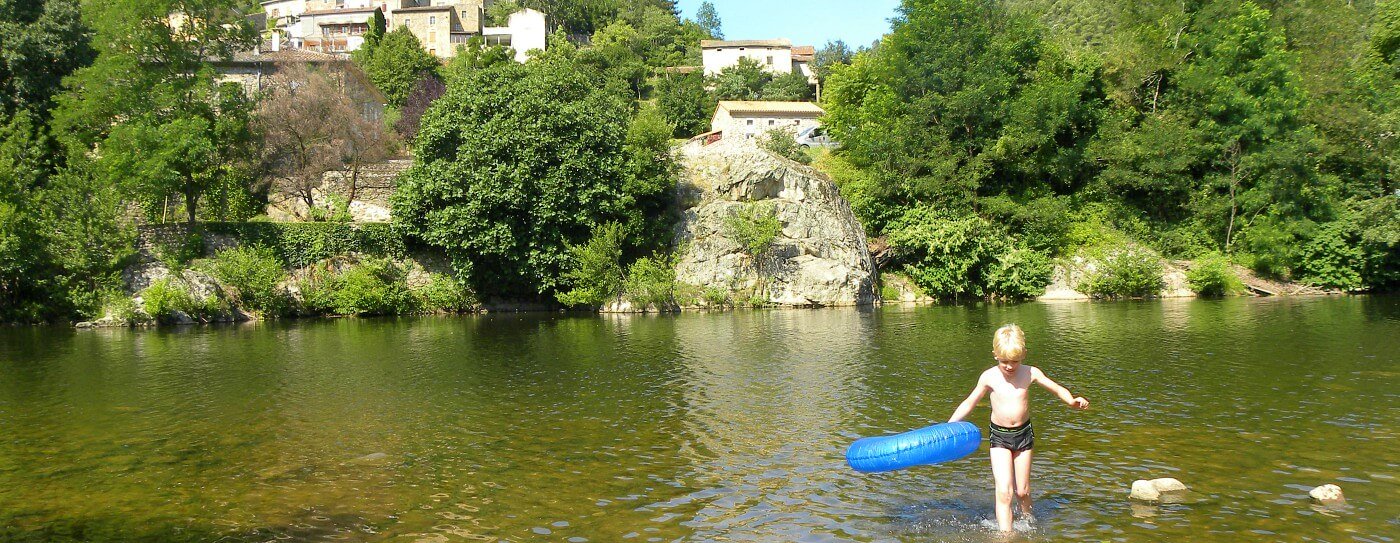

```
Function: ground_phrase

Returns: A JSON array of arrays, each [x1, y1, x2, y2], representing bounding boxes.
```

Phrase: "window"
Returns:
[[746, 119, 754, 126], [430, 16, 436, 25], [768, 119, 775, 126], [766, 56, 773, 65]]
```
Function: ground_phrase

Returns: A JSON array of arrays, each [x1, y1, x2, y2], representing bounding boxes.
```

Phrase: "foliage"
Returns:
[[1083, 246, 1165, 298], [366, 8, 387, 48], [813, 40, 855, 82], [556, 222, 626, 308], [444, 38, 515, 81], [140, 278, 225, 324], [888, 208, 1052, 300], [1186, 251, 1244, 296], [760, 130, 811, 165], [211, 246, 291, 316], [394, 74, 446, 143], [655, 72, 716, 138], [761, 70, 815, 101], [710, 57, 771, 100], [0, 0, 93, 117], [486, 0, 521, 26], [353, 27, 440, 107], [299, 258, 417, 316], [623, 253, 677, 308], [197, 222, 407, 269], [695, 1, 722, 39], [257, 64, 396, 216], [414, 273, 477, 313], [393, 56, 676, 299], [724, 202, 782, 260]]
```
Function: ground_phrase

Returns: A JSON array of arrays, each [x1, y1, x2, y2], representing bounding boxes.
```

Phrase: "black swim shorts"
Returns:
[[988, 420, 1034, 452]]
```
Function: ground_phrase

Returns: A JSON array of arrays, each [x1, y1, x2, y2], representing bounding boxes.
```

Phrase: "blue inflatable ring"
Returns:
[[845, 422, 982, 473]]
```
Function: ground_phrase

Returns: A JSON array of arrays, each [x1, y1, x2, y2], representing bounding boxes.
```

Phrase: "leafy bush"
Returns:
[[299, 259, 417, 316], [889, 208, 1052, 301], [881, 284, 902, 301], [701, 286, 731, 308], [200, 222, 407, 268], [1186, 252, 1244, 296], [1083, 247, 1165, 298], [100, 290, 146, 325], [140, 278, 224, 323], [623, 253, 677, 308], [211, 246, 291, 316], [724, 202, 783, 259], [978, 196, 1073, 255], [556, 223, 626, 308], [414, 273, 477, 313], [760, 129, 811, 165], [985, 248, 1055, 301], [155, 231, 204, 268]]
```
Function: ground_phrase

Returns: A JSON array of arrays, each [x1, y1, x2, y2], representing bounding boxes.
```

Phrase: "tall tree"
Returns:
[[695, 1, 722, 39], [812, 40, 854, 82], [354, 27, 440, 107], [656, 71, 717, 137], [0, 0, 93, 118], [710, 57, 771, 100]]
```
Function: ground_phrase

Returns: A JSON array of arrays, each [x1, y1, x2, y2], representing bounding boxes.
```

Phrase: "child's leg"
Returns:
[[1012, 448, 1033, 517], [989, 447, 1015, 532]]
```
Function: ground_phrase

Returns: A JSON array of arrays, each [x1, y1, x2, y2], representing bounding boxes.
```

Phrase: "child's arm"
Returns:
[[948, 372, 989, 422], [1031, 367, 1089, 409]]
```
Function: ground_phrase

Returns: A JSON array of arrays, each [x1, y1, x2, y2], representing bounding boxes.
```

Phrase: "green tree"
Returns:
[[812, 39, 854, 82], [392, 57, 675, 298], [695, 1, 722, 39], [761, 70, 815, 101], [365, 7, 387, 48], [710, 57, 771, 100], [354, 27, 440, 107], [655, 71, 716, 137], [0, 0, 93, 117]]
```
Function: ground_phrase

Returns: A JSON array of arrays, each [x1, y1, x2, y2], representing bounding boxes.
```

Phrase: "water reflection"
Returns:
[[0, 297, 1395, 542]]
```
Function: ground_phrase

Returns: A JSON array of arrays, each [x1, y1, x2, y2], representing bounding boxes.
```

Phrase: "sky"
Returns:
[[674, 0, 902, 49]]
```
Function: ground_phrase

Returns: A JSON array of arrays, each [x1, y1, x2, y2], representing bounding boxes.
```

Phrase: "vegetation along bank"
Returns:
[[1, 0, 1396, 326]]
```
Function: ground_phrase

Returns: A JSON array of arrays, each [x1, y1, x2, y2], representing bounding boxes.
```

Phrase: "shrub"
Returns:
[[1084, 247, 1165, 298], [200, 222, 408, 269], [556, 223, 626, 308], [881, 284, 901, 301], [985, 248, 1055, 301], [888, 208, 1055, 300], [211, 246, 291, 316], [979, 196, 1073, 255], [725, 202, 783, 260], [299, 259, 417, 316], [155, 231, 204, 268], [140, 278, 225, 323], [760, 129, 812, 165], [1187, 252, 1244, 296], [701, 286, 731, 308], [624, 254, 677, 308], [414, 273, 477, 313], [100, 291, 146, 325]]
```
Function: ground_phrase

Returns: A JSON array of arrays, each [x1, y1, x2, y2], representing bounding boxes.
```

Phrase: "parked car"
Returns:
[[795, 126, 840, 149]]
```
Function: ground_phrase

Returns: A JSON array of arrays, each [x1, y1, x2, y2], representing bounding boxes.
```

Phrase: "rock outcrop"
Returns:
[[674, 138, 877, 307]]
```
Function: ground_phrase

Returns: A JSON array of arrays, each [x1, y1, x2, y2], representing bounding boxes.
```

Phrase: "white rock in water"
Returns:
[[1130, 480, 1160, 501], [1151, 478, 1188, 492], [1130, 478, 1188, 502], [1309, 484, 1344, 504]]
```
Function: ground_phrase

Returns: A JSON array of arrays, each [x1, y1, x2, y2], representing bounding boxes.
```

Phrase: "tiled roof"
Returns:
[[792, 45, 816, 56], [718, 101, 824, 115], [701, 39, 791, 48]]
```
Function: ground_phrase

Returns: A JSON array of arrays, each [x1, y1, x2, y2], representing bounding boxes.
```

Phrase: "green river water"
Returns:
[[0, 296, 1397, 542]]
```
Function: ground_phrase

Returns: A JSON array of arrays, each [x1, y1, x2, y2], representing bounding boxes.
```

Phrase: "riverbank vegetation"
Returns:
[[1, 0, 1395, 324], [821, 0, 1398, 301]]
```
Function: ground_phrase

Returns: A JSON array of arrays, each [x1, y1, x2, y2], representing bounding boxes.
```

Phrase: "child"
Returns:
[[948, 324, 1089, 532]]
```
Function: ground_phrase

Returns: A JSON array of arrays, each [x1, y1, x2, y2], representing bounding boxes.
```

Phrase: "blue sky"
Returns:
[[675, 0, 902, 49]]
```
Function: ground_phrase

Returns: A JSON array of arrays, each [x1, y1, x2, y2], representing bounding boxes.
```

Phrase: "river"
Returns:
[[1, 296, 1396, 542]]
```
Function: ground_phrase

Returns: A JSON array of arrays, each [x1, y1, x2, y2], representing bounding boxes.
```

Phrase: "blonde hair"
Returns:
[[993, 324, 1026, 362]]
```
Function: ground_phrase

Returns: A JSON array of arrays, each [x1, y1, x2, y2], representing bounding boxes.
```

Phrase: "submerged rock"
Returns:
[[674, 138, 876, 307], [1309, 484, 1345, 505], [1130, 477, 1188, 502]]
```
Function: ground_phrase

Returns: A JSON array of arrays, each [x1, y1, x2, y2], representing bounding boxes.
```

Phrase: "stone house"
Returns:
[[710, 101, 825, 139], [258, 0, 545, 60], [702, 39, 817, 84]]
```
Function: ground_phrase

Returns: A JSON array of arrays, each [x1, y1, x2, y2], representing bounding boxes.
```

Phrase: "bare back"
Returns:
[[984, 365, 1033, 427]]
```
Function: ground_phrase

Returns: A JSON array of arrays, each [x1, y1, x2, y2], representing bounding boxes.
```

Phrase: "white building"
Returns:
[[483, 8, 547, 62], [259, 0, 545, 60], [710, 101, 825, 139], [702, 39, 817, 84]]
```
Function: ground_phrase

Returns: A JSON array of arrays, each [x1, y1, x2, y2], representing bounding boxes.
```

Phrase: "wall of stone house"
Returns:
[[703, 45, 794, 76]]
